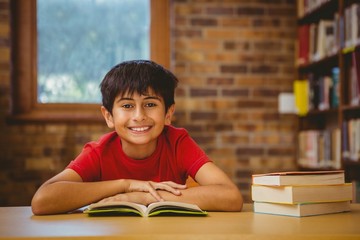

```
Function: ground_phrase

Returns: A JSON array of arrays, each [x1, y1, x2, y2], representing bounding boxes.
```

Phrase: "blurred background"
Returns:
[[0, 0, 298, 206]]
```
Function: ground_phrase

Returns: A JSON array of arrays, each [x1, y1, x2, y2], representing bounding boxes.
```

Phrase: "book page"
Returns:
[[146, 201, 203, 215], [87, 201, 148, 214]]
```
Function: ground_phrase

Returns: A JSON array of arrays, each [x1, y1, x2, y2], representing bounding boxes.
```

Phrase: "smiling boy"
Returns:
[[31, 60, 243, 215]]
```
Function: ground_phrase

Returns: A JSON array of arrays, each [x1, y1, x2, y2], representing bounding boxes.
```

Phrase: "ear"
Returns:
[[101, 106, 115, 128], [165, 104, 175, 125]]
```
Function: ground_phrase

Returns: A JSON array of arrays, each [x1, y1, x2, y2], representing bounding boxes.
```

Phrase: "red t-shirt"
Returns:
[[67, 125, 211, 184]]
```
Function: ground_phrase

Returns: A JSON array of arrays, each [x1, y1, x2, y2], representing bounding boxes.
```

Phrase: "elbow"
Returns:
[[224, 185, 243, 212], [230, 190, 244, 212], [31, 191, 58, 215], [31, 192, 47, 215], [32, 205, 45, 216], [31, 199, 43, 216]]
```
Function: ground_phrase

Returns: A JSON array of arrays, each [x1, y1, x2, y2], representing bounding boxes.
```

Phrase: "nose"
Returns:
[[133, 106, 146, 122]]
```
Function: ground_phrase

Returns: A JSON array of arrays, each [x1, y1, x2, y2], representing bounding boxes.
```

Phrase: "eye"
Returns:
[[145, 102, 157, 108], [122, 104, 133, 109]]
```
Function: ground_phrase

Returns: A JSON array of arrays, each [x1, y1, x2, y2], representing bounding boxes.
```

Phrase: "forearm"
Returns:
[[31, 179, 128, 215], [158, 184, 243, 211]]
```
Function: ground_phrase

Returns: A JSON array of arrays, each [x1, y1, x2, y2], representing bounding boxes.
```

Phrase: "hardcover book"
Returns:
[[84, 201, 208, 217], [254, 201, 351, 217], [252, 170, 345, 186], [251, 183, 352, 204]]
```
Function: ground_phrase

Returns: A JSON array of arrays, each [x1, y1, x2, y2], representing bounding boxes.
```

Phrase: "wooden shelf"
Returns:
[[297, 54, 338, 73], [295, 0, 360, 182], [298, 0, 338, 25]]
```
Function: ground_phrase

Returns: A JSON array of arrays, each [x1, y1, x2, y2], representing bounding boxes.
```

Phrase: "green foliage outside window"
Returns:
[[37, 0, 150, 103]]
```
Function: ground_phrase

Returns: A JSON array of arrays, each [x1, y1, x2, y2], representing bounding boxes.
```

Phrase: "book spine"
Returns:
[[294, 80, 309, 116], [298, 128, 341, 169]]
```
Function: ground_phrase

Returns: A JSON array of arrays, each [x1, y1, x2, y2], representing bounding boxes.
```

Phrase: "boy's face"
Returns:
[[101, 88, 174, 158]]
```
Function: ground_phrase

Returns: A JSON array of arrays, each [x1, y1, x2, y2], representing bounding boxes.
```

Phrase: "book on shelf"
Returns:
[[349, 49, 360, 106], [298, 130, 318, 168], [305, 67, 339, 111], [297, 129, 341, 169], [342, 118, 360, 161], [342, 121, 350, 159], [294, 80, 309, 116], [297, 1, 338, 63], [314, 19, 335, 61], [309, 23, 318, 62], [332, 128, 341, 169], [344, 3, 360, 49], [348, 118, 360, 162], [253, 201, 351, 217], [318, 75, 332, 110], [252, 170, 345, 186], [251, 183, 352, 204], [297, 0, 331, 17], [354, 49, 360, 92], [297, 24, 310, 65], [84, 201, 208, 217], [333, 12, 340, 55], [331, 67, 340, 108], [308, 73, 319, 111]]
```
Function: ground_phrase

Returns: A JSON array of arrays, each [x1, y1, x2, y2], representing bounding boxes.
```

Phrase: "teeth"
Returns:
[[130, 127, 150, 132]]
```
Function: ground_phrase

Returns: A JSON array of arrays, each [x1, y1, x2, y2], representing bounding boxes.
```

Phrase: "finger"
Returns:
[[153, 183, 182, 196], [163, 181, 187, 189], [147, 182, 164, 201]]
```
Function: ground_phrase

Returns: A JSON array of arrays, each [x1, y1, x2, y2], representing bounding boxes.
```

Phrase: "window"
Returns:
[[37, 0, 150, 104], [10, 0, 169, 122]]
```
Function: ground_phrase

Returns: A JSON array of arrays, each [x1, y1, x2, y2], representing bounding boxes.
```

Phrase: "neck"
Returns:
[[121, 140, 157, 160]]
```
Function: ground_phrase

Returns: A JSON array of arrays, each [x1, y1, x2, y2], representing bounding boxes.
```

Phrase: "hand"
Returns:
[[125, 180, 187, 202], [99, 192, 157, 206]]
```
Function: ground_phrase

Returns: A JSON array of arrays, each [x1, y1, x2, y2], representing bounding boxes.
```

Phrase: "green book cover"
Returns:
[[84, 201, 208, 217]]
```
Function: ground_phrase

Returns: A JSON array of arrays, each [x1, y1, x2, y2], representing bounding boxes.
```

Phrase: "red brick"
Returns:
[[190, 18, 218, 26], [207, 77, 234, 85], [191, 112, 218, 121], [220, 65, 247, 74], [206, 7, 234, 15], [236, 147, 265, 156], [222, 89, 249, 97], [237, 7, 265, 16], [190, 88, 217, 97]]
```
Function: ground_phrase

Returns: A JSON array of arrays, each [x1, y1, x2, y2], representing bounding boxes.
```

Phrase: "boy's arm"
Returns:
[[31, 169, 120, 215], [31, 169, 185, 215], [158, 162, 243, 211]]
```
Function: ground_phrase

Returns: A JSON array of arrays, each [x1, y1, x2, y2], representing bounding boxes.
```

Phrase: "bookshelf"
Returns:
[[295, 0, 360, 182]]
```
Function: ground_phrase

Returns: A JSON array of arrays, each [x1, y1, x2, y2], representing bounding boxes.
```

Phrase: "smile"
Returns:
[[129, 126, 151, 132]]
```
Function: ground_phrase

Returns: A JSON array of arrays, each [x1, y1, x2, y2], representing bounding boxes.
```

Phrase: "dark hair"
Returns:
[[100, 60, 178, 113]]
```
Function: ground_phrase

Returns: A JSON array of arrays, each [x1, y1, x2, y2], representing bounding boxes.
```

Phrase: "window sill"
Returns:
[[6, 108, 104, 124]]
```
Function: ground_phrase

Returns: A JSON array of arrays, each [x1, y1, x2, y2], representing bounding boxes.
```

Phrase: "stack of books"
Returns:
[[251, 170, 352, 217]]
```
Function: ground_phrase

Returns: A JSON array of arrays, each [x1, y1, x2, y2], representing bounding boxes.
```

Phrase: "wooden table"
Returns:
[[0, 204, 359, 240]]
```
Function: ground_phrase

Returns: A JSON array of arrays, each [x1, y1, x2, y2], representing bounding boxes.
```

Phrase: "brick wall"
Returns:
[[0, 0, 297, 206], [171, 0, 297, 201]]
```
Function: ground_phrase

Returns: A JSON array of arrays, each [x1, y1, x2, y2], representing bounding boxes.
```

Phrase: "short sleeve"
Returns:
[[169, 127, 211, 179], [66, 143, 101, 182]]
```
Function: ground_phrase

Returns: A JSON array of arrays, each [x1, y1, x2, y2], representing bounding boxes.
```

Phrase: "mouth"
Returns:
[[128, 126, 151, 133]]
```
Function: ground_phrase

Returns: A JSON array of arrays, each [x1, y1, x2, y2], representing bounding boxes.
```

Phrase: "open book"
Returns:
[[84, 201, 208, 217]]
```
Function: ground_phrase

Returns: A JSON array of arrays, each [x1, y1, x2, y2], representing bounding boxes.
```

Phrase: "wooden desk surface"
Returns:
[[0, 204, 359, 240]]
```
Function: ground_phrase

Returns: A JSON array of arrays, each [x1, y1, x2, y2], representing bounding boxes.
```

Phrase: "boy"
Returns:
[[31, 60, 243, 215]]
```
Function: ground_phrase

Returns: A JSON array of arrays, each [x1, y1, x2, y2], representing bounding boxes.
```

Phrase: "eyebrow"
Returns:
[[116, 96, 162, 103]]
